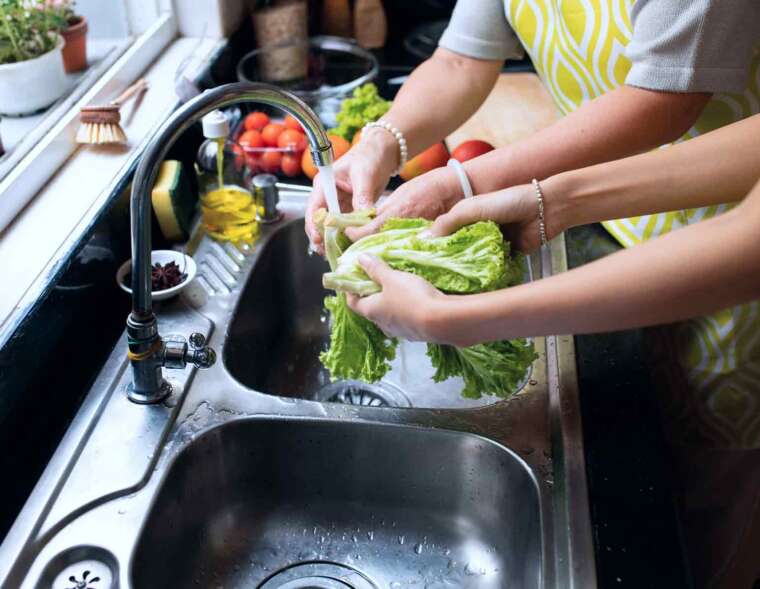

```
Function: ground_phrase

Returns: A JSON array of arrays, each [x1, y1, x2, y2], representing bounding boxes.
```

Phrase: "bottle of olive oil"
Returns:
[[196, 110, 259, 244]]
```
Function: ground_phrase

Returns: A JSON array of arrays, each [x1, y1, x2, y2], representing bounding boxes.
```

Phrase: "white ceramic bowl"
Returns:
[[116, 250, 197, 302]]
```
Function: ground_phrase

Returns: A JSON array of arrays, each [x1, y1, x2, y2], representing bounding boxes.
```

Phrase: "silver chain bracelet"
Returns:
[[363, 119, 408, 176], [531, 178, 549, 247]]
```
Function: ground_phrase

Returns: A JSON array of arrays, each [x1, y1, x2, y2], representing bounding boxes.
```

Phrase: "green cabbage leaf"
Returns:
[[427, 339, 537, 399], [318, 213, 536, 399], [323, 218, 509, 295]]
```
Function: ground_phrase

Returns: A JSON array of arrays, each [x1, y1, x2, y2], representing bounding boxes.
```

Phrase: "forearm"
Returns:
[[462, 85, 710, 195], [546, 114, 760, 229], [438, 184, 760, 345], [380, 48, 501, 159]]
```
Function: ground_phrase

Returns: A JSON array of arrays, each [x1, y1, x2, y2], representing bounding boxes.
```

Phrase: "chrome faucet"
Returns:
[[127, 82, 334, 403]]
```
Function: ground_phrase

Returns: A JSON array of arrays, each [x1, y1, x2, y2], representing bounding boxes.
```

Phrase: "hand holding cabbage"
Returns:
[[317, 210, 536, 399]]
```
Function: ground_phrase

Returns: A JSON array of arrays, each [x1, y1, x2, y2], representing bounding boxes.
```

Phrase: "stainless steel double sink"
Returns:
[[0, 194, 595, 588]]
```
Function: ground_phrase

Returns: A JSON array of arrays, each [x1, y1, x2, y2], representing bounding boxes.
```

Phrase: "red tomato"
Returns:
[[284, 114, 303, 132], [238, 129, 264, 149], [262, 123, 285, 147], [451, 140, 495, 162], [245, 151, 262, 173], [281, 153, 302, 177], [277, 129, 307, 152], [244, 111, 269, 131], [260, 150, 282, 173]]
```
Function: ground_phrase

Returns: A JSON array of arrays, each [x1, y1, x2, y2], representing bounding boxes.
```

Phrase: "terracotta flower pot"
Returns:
[[61, 15, 88, 73]]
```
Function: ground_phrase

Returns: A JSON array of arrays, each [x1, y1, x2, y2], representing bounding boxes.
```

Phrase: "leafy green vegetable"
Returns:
[[318, 214, 536, 399], [329, 83, 391, 142], [319, 293, 397, 383], [323, 218, 509, 296], [427, 340, 537, 399]]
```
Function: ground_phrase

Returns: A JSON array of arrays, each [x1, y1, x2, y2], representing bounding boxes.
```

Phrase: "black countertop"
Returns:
[[567, 224, 691, 588]]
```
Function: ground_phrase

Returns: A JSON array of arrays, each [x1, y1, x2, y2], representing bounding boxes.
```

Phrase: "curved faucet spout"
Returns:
[[127, 82, 333, 402]]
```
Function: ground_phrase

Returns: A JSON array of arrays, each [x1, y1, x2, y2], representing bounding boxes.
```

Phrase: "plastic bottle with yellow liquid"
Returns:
[[196, 110, 259, 244]]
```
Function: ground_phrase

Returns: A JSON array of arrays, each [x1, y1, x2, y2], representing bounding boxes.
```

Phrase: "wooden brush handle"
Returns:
[[112, 78, 148, 107]]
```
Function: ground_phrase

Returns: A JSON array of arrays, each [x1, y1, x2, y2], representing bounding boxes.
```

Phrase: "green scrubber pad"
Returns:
[[151, 160, 197, 242]]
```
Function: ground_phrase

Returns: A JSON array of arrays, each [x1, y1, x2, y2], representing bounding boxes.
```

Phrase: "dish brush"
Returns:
[[76, 78, 149, 145]]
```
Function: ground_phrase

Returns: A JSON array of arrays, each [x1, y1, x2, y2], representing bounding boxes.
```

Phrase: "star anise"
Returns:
[[151, 261, 187, 291]]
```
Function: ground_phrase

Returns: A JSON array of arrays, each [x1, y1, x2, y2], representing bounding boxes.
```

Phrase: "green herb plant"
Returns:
[[0, 0, 74, 65], [317, 210, 537, 399]]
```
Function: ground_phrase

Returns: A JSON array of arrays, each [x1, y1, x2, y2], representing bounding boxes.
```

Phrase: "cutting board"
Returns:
[[446, 73, 561, 149]]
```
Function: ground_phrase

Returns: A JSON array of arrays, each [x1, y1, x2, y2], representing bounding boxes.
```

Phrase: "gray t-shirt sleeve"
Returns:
[[626, 0, 760, 93], [438, 0, 524, 61]]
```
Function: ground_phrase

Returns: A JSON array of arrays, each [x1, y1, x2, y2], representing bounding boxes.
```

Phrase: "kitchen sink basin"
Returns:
[[224, 220, 532, 409], [0, 204, 593, 589], [132, 418, 542, 589]]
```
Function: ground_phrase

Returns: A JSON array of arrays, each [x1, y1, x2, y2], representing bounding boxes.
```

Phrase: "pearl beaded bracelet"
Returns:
[[363, 119, 408, 176]]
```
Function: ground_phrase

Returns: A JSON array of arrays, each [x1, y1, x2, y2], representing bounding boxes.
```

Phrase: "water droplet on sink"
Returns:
[[367, 531, 374, 541], [414, 543, 423, 555], [465, 563, 485, 576], [352, 534, 358, 543], [390, 582, 402, 589], [398, 535, 405, 545]]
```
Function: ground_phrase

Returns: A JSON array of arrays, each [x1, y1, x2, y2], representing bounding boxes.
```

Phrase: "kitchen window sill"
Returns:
[[0, 33, 223, 338]]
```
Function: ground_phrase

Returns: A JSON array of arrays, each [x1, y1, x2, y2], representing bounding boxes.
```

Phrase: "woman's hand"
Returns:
[[305, 128, 399, 253], [426, 183, 565, 253], [346, 254, 449, 343], [344, 166, 463, 241]]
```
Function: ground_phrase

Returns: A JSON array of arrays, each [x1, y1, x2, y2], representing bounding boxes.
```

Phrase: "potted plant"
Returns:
[[58, 0, 86, 73], [0, 0, 69, 116]]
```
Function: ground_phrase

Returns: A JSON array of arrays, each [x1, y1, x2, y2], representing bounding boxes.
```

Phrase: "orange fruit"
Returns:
[[328, 134, 351, 159], [399, 143, 449, 181], [244, 111, 269, 131], [277, 129, 307, 152], [261, 150, 282, 173], [301, 148, 318, 180], [284, 114, 303, 132], [301, 134, 352, 180], [238, 129, 264, 149], [262, 123, 285, 147], [281, 153, 302, 177]]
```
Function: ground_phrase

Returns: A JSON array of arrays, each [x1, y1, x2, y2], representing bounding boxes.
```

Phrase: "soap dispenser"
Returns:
[[196, 110, 258, 243]]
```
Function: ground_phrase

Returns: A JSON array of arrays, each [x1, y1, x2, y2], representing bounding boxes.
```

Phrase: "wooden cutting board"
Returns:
[[446, 73, 561, 149]]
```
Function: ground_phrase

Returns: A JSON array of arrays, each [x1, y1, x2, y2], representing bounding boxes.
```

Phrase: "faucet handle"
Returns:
[[186, 333, 216, 369]]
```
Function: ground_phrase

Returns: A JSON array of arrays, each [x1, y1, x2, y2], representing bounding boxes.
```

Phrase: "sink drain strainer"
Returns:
[[259, 562, 377, 589], [314, 381, 411, 408], [36, 546, 117, 589]]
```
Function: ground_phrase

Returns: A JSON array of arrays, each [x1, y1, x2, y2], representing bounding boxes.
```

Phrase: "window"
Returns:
[[0, 0, 174, 233]]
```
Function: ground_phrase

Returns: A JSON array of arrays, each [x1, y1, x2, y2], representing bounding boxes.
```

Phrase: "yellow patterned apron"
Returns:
[[504, 0, 760, 447]]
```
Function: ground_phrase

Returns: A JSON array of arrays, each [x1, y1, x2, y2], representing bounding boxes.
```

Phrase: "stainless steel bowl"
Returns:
[[236, 36, 379, 127]]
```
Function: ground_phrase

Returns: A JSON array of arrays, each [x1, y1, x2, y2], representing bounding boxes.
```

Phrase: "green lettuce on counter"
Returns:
[[329, 83, 391, 142], [317, 211, 536, 399]]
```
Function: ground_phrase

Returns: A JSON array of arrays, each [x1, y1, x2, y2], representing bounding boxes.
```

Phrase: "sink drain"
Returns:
[[314, 381, 411, 408], [36, 546, 117, 589], [259, 562, 377, 589]]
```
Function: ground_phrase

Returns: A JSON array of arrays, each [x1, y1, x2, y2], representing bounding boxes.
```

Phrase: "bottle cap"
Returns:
[[202, 110, 229, 139]]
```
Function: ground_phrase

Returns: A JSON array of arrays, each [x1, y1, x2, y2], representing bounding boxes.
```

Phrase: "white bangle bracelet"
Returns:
[[447, 158, 473, 200], [363, 119, 408, 176]]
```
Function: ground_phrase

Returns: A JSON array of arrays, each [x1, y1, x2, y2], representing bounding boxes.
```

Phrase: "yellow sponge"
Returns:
[[151, 160, 197, 242]]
